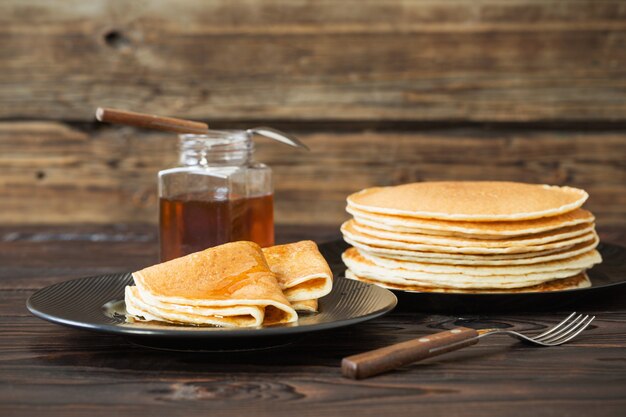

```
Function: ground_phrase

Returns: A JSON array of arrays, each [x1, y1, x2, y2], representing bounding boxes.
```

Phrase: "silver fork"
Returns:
[[478, 312, 595, 346], [342, 312, 595, 379]]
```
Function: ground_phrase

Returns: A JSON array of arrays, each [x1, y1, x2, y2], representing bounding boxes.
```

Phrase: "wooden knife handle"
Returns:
[[341, 327, 479, 379]]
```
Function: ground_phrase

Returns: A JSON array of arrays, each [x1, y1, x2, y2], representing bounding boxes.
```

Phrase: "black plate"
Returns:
[[26, 253, 397, 350], [320, 240, 626, 314], [26, 240, 626, 346]]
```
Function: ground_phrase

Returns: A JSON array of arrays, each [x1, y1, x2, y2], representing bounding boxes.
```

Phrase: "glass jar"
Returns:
[[158, 130, 274, 261]]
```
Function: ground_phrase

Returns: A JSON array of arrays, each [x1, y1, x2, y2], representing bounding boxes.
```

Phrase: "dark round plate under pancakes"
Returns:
[[26, 240, 626, 348], [321, 240, 626, 314], [26, 256, 397, 350]]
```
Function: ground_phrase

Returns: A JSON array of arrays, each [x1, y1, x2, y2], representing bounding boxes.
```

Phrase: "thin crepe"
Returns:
[[349, 219, 594, 247], [344, 234, 599, 265], [357, 247, 602, 276], [290, 299, 319, 313], [342, 220, 596, 255], [347, 182, 588, 221], [342, 248, 598, 289], [126, 241, 297, 327], [345, 270, 591, 293], [346, 206, 594, 239], [262, 240, 333, 302]]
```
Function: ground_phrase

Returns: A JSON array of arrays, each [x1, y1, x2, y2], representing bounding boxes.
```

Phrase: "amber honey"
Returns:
[[159, 193, 274, 261]]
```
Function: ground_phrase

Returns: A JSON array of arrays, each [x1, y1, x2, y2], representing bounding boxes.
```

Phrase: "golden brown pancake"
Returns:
[[347, 182, 588, 221], [346, 206, 594, 239], [290, 299, 318, 313], [344, 234, 599, 265], [342, 220, 596, 255], [346, 270, 591, 293], [262, 241, 333, 302], [343, 247, 600, 289], [126, 241, 297, 327], [125, 286, 263, 327], [356, 247, 602, 276], [349, 219, 594, 248], [343, 181, 599, 295]]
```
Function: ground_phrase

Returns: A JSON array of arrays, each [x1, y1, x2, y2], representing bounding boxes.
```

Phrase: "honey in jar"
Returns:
[[158, 130, 275, 261]]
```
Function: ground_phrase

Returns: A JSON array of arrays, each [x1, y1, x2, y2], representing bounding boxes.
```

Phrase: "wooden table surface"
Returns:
[[1, 224, 625, 417]]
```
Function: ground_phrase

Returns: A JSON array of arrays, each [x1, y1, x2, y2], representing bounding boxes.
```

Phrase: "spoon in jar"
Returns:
[[95, 107, 210, 134], [95, 107, 309, 150]]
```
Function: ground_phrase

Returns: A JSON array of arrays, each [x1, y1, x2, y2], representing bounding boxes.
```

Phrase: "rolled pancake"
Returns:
[[357, 247, 602, 276], [127, 241, 297, 327], [349, 219, 594, 247], [262, 240, 333, 302], [345, 270, 591, 293], [346, 206, 594, 239], [347, 182, 587, 221], [342, 248, 596, 289], [342, 220, 596, 255], [291, 299, 318, 313]]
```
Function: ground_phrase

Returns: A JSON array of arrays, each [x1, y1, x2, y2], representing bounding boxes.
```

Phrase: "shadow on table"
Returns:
[[30, 318, 413, 374]]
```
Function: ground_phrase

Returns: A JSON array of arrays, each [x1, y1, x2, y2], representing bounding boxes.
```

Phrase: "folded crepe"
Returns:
[[125, 241, 298, 327], [290, 299, 319, 313], [262, 241, 333, 302]]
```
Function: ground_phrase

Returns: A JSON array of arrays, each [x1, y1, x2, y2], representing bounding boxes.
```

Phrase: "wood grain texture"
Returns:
[[0, 0, 625, 122], [1, 121, 624, 226], [0, 225, 625, 417]]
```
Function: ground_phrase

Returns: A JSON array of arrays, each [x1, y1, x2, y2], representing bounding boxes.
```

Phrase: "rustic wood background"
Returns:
[[1, 0, 625, 227]]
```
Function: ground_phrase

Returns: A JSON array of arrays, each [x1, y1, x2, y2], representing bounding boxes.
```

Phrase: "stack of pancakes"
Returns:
[[125, 240, 333, 327], [341, 182, 601, 293]]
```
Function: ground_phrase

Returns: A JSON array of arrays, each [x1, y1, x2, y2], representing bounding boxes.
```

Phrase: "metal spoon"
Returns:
[[248, 126, 310, 151]]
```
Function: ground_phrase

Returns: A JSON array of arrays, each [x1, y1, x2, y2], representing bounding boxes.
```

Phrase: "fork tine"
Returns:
[[535, 314, 586, 343], [533, 312, 578, 339], [546, 316, 595, 346], [539, 315, 589, 345]]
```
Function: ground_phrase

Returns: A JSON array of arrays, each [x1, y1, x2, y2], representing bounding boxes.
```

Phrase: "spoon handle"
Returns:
[[96, 107, 209, 134]]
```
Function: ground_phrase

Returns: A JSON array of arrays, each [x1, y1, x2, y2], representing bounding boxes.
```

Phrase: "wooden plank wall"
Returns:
[[1, 0, 625, 227]]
